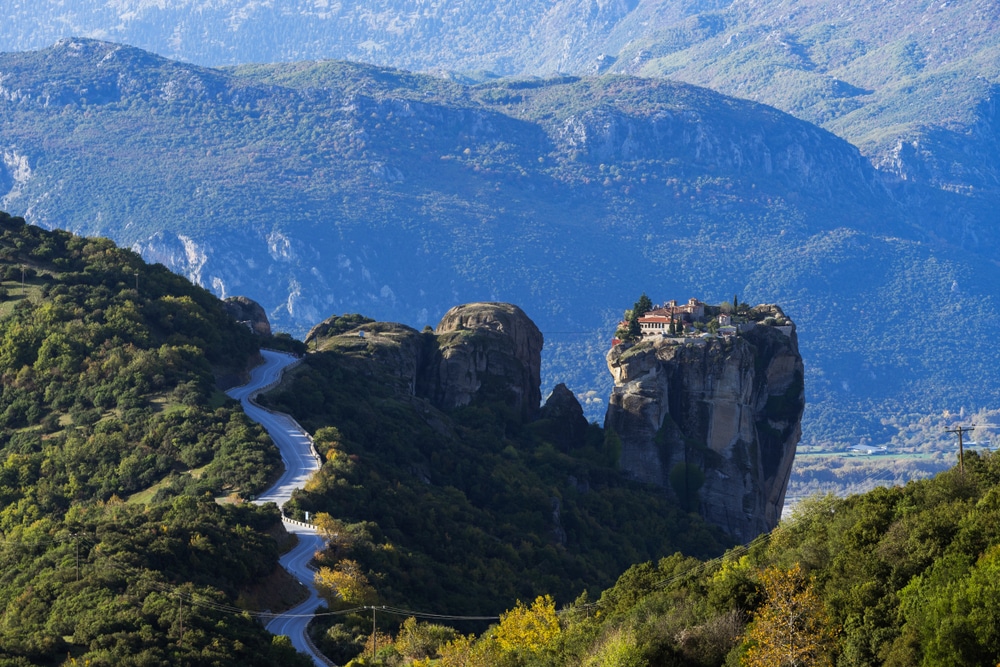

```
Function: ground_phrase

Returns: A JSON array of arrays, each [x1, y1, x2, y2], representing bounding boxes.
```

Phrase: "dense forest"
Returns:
[[0, 212, 310, 666], [295, 452, 1000, 667]]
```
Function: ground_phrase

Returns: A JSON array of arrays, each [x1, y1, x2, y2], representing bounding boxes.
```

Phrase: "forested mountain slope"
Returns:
[[384, 453, 1000, 666], [256, 311, 734, 662], [1, 39, 997, 455], [0, 211, 310, 666]]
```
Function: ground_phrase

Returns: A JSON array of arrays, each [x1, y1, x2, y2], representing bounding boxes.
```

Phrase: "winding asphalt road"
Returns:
[[227, 349, 331, 666]]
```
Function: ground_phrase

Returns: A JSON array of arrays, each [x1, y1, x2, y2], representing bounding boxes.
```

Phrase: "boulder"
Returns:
[[425, 302, 544, 421], [539, 383, 590, 451]]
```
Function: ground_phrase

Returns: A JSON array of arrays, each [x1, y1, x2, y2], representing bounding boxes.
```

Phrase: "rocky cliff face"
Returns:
[[309, 302, 544, 421], [425, 303, 544, 421], [604, 317, 803, 542], [223, 296, 272, 336], [539, 383, 591, 452]]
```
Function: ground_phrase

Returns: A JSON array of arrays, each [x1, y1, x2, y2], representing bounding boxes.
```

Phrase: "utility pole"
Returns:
[[75, 535, 80, 582], [946, 424, 974, 476], [178, 595, 184, 648], [371, 606, 377, 658]]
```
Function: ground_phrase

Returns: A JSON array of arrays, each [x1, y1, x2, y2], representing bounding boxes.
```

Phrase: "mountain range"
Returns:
[[5, 1, 999, 212], [0, 40, 1000, 454], [1, 37, 998, 457], [3, 5, 1000, 661]]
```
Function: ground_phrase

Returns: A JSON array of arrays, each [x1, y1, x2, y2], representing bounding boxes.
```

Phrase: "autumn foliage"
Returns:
[[742, 564, 836, 667]]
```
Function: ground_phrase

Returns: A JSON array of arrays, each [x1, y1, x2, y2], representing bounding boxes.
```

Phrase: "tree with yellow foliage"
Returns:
[[436, 595, 561, 667], [741, 563, 836, 667], [436, 633, 503, 667], [315, 559, 377, 607], [312, 511, 356, 556], [495, 594, 561, 653]]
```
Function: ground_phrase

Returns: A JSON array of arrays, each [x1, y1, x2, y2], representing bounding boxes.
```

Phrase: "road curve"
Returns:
[[227, 349, 331, 666]]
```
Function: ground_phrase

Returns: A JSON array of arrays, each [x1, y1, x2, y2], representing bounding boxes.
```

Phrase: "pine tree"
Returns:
[[634, 293, 653, 318]]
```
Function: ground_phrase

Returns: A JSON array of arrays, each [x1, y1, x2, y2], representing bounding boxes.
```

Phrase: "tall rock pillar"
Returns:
[[605, 312, 803, 542]]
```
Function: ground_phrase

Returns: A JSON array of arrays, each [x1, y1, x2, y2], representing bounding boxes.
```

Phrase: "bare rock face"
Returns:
[[604, 317, 803, 542], [223, 296, 271, 336], [311, 303, 545, 422], [427, 303, 544, 421], [539, 383, 590, 451]]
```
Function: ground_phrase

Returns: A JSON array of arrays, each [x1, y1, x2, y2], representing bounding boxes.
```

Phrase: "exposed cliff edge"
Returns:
[[306, 302, 543, 421], [223, 296, 272, 336], [604, 307, 803, 542], [306, 300, 799, 541]]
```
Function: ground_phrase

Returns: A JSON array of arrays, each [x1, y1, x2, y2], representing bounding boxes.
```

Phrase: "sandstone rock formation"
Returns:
[[308, 303, 544, 421], [539, 383, 591, 451], [604, 314, 803, 542], [223, 296, 271, 336], [427, 303, 544, 421]]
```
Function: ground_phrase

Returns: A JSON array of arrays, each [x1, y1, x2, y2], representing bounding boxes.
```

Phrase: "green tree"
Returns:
[[634, 293, 653, 318], [583, 627, 645, 667], [627, 313, 641, 340], [393, 616, 458, 662], [669, 462, 705, 512]]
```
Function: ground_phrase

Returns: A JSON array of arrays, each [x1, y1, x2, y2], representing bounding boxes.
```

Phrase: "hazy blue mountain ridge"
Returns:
[[1, 39, 998, 456], [5, 0, 999, 204]]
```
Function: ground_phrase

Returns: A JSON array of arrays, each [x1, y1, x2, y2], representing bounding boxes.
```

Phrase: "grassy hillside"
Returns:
[[0, 212, 309, 666]]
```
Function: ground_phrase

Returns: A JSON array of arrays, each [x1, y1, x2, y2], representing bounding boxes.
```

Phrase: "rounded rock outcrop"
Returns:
[[223, 296, 271, 336], [430, 302, 543, 421]]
